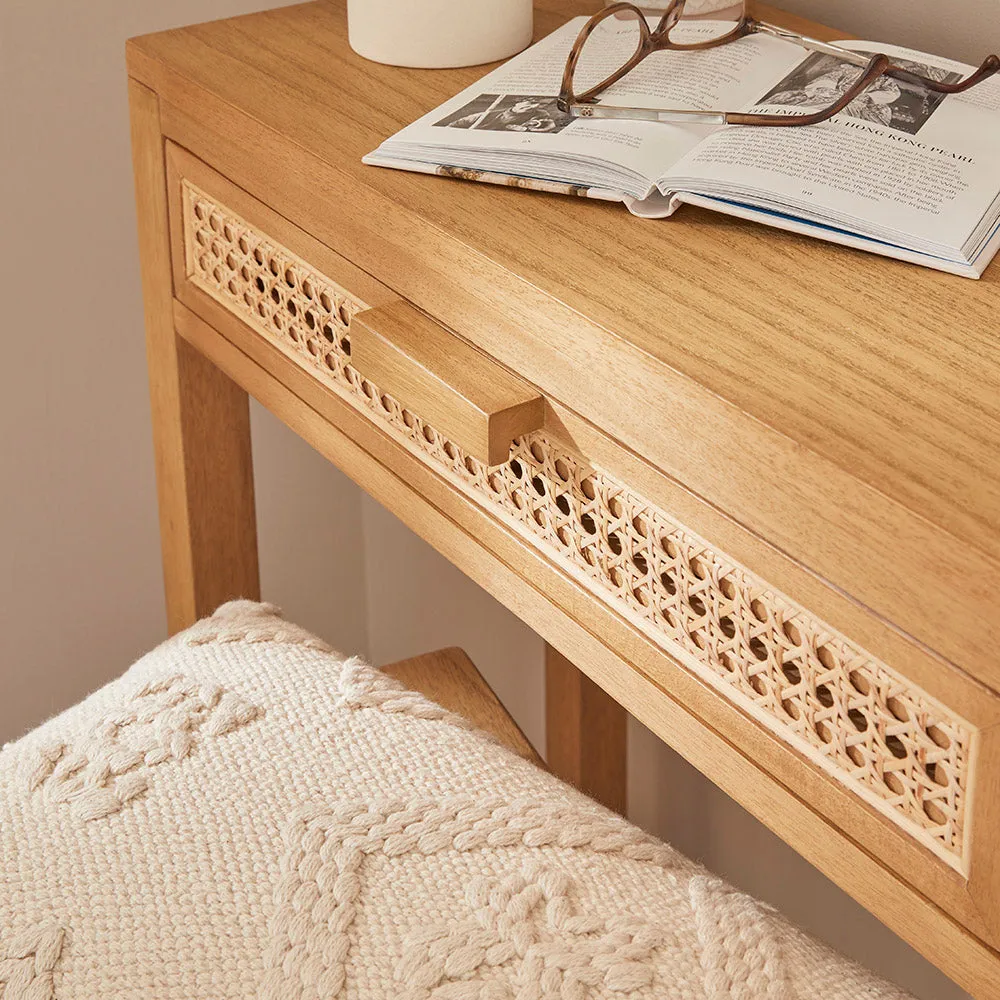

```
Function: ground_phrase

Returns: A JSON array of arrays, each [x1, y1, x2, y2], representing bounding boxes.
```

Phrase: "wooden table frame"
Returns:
[[128, 3, 1000, 996]]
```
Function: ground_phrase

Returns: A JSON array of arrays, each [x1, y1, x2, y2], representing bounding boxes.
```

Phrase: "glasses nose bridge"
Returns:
[[655, 0, 688, 38]]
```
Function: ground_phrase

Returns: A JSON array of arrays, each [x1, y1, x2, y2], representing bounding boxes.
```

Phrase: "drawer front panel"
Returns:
[[178, 174, 974, 875]]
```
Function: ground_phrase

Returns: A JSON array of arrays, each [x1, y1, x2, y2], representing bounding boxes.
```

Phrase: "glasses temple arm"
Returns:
[[564, 55, 889, 126], [751, 23, 873, 67], [885, 53, 1000, 93], [753, 22, 1000, 96]]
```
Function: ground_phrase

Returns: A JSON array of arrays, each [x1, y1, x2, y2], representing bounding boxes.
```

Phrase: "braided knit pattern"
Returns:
[[182, 600, 333, 652], [334, 659, 477, 733], [690, 878, 791, 1000], [395, 866, 666, 999], [19, 675, 261, 822], [0, 601, 916, 1000], [0, 925, 65, 1000], [259, 796, 689, 1000]]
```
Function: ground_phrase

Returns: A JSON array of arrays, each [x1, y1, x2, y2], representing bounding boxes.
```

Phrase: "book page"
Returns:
[[373, 17, 809, 197], [663, 40, 1000, 252]]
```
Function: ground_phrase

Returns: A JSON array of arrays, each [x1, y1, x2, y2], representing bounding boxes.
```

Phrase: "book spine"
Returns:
[[365, 155, 623, 203]]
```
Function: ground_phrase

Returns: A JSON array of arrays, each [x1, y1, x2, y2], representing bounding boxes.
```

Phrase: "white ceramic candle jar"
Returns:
[[348, 0, 534, 69]]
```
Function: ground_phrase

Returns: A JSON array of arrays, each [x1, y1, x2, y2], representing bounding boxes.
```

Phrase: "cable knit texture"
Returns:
[[0, 600, 914, 999], [0, 925, 65, 1000]]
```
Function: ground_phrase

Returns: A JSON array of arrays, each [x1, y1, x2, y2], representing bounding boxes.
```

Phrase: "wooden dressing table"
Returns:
[[126, 3, 1000, 995]]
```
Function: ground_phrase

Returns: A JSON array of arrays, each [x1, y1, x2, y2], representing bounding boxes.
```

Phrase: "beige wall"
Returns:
[[784, 0, 999, 63], [3, 2, 995, 998], [0, 0, 362, 747]]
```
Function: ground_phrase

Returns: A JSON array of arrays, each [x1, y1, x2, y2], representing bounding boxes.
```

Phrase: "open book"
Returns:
[[364, 16, 1000, 277]]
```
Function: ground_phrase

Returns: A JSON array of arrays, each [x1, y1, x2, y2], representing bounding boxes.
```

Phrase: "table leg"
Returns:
[[545, 644, 627, 814], [130, 79, 260, 634]]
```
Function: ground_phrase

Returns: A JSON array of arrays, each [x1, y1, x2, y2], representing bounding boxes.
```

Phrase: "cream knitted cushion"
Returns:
[[0, 600, 914, 1000]]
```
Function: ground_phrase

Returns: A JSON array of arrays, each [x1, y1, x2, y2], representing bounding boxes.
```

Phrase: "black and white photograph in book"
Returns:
[[434, 94, 576, 134], [757, 53, 963, 134]]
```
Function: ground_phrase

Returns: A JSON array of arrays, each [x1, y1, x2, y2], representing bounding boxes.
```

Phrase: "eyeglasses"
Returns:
[[557, 0, 1000, 127]]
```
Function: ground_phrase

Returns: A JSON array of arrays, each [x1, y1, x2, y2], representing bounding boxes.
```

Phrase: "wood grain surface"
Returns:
[[127, 1, 1000, 687], [545, 644, 628, 814], [352, 301, 544, 466], [129, 79, 260, 632], [383, 646, 543, 765]]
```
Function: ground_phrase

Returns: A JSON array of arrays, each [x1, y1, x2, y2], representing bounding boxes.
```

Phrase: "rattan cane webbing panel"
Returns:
[[182, 180, 973, 872]]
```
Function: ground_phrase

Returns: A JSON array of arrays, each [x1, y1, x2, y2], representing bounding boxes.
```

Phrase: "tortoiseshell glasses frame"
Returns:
[[557, 0, 1000, 127]]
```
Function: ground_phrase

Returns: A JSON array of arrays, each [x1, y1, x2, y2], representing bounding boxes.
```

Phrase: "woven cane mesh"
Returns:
[[182, 180, 973, 872]]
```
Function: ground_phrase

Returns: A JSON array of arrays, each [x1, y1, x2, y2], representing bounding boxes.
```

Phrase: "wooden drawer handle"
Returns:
[[351, 301, 544, 467]]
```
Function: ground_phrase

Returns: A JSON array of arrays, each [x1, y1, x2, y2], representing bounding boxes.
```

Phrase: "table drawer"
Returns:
[[164, 140, 1000, 949]]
